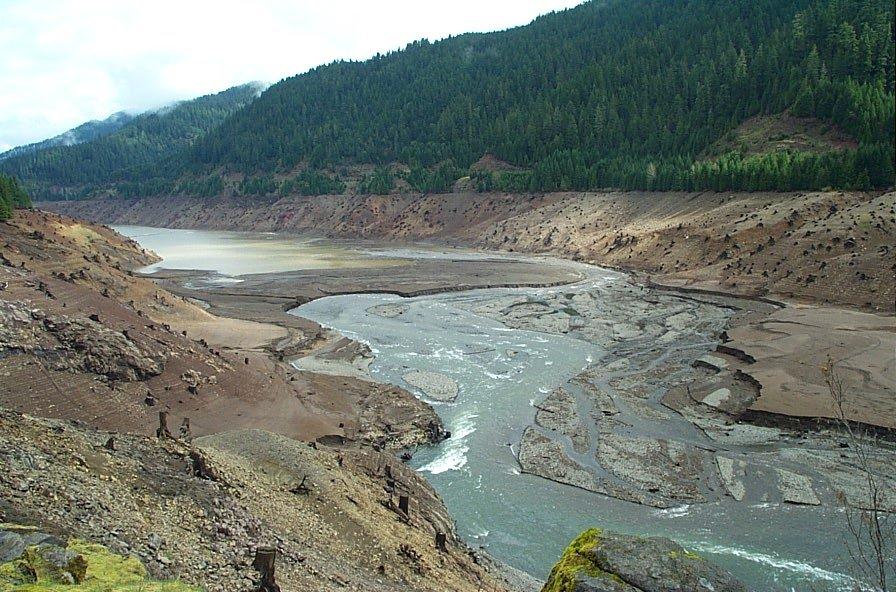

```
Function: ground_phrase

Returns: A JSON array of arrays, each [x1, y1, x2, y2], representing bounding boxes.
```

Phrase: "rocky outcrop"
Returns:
[[534, 388, 589, 453], [541, 529, 747, 592], [0, 300, 166, 381]]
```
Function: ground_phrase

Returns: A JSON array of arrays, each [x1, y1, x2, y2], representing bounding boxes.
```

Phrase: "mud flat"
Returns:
[[43, 190, 895, 312], [486, 282, 896, 513]]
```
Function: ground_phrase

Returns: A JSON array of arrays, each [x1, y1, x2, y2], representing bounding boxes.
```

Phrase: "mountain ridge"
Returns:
[[3, 0, 894, 200], [0, 111, 135, 161], [0, 83, 265, 200]]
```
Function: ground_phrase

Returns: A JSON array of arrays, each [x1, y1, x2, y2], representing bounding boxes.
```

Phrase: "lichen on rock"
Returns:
[[541, 528, 748, 592], [541, 529, 620, 592]]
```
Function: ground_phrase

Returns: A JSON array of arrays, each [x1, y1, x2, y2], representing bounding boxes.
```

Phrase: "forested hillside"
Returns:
[[0, 111, 134, 162], [0, 84, 263, 200], [7, 0, 894, 200], [0, 174, 31, 220], [186, 0, 893, 194]]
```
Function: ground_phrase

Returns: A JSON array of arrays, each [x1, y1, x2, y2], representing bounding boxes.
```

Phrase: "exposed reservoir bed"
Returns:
[[115, 225, 892, 592]]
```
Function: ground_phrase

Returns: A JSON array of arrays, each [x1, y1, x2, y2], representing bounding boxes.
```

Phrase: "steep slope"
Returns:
[[183, 0, 893, 192], [0, 84, 263, 201], [10, 1, 894, 199], [0, 410, 514, 592], [0, 111, 134, 162]]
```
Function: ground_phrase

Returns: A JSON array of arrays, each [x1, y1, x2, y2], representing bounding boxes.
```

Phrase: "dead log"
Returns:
[[252, 547, 281, 592], [189, 449, 222, 482]]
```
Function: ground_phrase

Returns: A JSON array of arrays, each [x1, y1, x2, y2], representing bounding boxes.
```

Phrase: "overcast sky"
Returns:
[[0, 0, 583, 151]]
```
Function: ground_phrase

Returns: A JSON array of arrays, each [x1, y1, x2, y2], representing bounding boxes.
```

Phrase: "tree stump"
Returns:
[[252, 547, 281, 592], [156, 411, 172, 439]]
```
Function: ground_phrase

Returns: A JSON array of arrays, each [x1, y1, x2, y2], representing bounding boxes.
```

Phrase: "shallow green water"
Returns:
[[114, 225, 401, 275]]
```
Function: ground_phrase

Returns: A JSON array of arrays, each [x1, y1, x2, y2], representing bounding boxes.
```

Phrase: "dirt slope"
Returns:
[[44, 189, 894, 312], [0, 209, 440, 447]]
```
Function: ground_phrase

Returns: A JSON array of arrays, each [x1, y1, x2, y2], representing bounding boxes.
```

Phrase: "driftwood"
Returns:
[[252, 547, 281, 592]]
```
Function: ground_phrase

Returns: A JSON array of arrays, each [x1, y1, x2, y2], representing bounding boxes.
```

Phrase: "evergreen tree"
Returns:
[[3, 0, 893, 198]]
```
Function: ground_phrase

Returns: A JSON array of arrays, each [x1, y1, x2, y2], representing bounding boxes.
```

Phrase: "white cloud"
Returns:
[[0, 0, 582, 149]]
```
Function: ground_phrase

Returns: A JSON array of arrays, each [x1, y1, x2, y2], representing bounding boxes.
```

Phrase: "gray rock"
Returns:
[[518, 427, 596, 491], [34, 546, 88, 584], [534, 388, 590, 453], [402, 370, 459, 402], [776, 468, 821, 506], [0, 531, 25, 562], [586, 532, 747, 592], [21, 532, 65, 547], [716, 456, 747, 501], [574, 574, 635, 591], [545, 529, 748, 592]]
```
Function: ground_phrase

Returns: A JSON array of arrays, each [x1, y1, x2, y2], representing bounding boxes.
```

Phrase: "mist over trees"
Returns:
[[0, 85, 261, 200]]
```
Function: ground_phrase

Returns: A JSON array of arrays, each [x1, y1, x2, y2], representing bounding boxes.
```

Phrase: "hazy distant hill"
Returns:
[[0, 83, 264, 200], [0, 112, 135, 162]]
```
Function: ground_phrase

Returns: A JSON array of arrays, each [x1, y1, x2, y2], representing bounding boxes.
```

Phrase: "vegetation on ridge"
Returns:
[[1, 0, 893, 199], [541, 528, 614, 592], [0, 84, 262, 201], [187, 0, 894, 193], [0, 174, 31, 220]]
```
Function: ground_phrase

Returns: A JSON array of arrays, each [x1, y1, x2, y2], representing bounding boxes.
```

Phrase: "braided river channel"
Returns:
[[117, 226, 868, 592]]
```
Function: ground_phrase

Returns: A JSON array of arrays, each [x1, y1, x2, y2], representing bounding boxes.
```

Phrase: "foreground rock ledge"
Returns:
[[542, 529, 746, 592]]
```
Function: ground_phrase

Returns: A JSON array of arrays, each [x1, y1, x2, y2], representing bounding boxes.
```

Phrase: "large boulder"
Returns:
[[542, 529, 747, 592]]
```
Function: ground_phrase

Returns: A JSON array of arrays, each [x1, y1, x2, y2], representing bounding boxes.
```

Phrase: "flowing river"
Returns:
[[118, 226, 864, 592], [293, 282, 859, 592]]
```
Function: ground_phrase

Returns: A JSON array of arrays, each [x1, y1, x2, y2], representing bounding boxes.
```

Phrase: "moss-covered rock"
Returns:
[[541, 528, 748, 592], [0, 533, 201, 592], [542, 529, 628, 592]]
